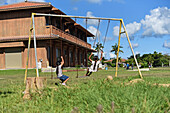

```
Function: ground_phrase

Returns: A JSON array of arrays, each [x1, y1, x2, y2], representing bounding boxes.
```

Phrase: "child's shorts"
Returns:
[[58, 75, 69, 82]]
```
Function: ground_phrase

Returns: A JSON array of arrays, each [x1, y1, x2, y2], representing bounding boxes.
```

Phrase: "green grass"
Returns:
[[0, 67, 170, 112]]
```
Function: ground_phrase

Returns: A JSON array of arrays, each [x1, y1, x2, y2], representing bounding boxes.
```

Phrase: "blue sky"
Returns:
[[0, 0, 170, 59]]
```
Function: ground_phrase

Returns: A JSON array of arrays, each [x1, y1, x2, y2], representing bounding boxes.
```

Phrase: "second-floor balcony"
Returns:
[[45, 25, 92, 49]]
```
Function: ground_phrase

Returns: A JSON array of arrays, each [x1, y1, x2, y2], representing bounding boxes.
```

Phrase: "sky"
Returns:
[[0, 0, 170, 59]]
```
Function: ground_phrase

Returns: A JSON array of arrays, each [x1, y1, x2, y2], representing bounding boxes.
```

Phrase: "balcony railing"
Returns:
[[45, 25, 91, 49]]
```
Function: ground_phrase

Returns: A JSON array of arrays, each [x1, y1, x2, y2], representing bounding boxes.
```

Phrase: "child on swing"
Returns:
[[56, 56, 69, 86], [85, 51, 103, 76]]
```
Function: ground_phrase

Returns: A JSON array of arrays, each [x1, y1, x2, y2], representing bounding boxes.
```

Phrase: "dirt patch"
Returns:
[[153, 83, 170, 87], [125, 79, 144, 85]]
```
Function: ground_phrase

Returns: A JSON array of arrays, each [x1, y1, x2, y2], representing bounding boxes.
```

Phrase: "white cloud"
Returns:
[[4, 0, 45, 5], [84, 11, 99, 26], [131, 43, 139, 49], [126, 22, 141, 36], [135, 51, 140, 55], [113, 7, 170, 39], [109, 52, 116, 58], [113, 26, 120, 37], [141, 7, 170, 37], [87, 26, 101, 41], [103, 51, 107, 58], [163, 40, 170, 49], [73, 7, 78, 11], [102, 36, 114, 42], [113, 22, 141, 38]]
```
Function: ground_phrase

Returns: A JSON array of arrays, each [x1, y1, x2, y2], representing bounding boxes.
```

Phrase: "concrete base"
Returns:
[[128, 68, 149, 71], [41, 68, 56, 72]]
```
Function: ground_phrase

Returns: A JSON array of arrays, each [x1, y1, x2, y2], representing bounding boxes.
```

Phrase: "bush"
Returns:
[[119, 63, 123, 67], [105, 62, 115, 67]]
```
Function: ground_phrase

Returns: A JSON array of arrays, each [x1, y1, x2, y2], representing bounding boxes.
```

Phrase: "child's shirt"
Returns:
[[57, 65, 63, 77], [89, 60, 100, 72]]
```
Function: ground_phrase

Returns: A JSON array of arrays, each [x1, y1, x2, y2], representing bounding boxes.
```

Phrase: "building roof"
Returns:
[[0, 1, 94, 37], [0, 1, 51, 12]]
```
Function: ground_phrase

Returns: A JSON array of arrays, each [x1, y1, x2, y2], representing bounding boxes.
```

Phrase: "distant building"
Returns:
[[0, 1, 95, 69]]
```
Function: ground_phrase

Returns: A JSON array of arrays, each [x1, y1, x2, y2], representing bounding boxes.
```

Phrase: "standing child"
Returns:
[[56, 56, 69, 86], [131, 63, 134, 70], [126, 63, 129, 70], [85, 51, 103, 76], [148, 62, 151, 70]]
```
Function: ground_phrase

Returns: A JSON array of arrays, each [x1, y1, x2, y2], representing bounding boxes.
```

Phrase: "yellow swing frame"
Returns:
[[24, 13, 143, 83]]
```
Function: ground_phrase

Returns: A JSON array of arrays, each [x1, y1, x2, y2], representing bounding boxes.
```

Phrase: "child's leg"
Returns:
[[87, 72, 92, 76], [85, 68, 90, 76], [63, 78, 69, 84], [59, 75, 69, 85]]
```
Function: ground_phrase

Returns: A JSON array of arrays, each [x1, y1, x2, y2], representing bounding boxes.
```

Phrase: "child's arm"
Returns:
[[60, 56, 64, 67], [89, 52, 93, 62], [99, 51, 103, 61]]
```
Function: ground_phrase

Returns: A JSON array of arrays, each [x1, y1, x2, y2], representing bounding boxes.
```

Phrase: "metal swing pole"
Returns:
[[115, 20, 122, 77], [24, 16, 33, 83], [32, 13, 39, 77], [121, 20, 143, 79], [34, 13, 122, 21]]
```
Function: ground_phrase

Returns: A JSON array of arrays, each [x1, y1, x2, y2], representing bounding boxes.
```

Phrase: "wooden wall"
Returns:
[[0, 8, 51, 38], [0, 49, 5, 69], [22, 40, 48, 68]]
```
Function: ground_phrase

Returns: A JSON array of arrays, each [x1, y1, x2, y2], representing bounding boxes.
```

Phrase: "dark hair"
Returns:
[[56, 61, 61, 75], [93, 56, 98, 70], [93, 56, 98, 61]]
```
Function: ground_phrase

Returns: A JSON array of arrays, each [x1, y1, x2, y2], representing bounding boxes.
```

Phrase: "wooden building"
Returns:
[[0, 1, 95, 69]]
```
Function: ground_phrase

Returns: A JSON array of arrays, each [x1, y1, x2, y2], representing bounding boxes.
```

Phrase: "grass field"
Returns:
[[0, 67, 169, 112]]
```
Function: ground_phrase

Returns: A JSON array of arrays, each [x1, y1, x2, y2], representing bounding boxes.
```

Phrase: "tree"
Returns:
[[152, 51, 163, 67], [94, 42, 104, 56], [126, 51, 170, 68], [110, 43, 123, 57], [94, 42, 104, 52]]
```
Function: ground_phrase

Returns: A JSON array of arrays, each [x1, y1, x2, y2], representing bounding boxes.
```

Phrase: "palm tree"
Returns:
[[94, 42, 104, 56], [110, 43, 123, 57]]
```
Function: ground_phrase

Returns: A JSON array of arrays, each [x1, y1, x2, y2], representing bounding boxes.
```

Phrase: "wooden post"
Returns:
[[85, 50, 88, 67], [96, 104, 103, 113], [68, 47, 70, 67], [111, 101, 115, 113], [71, 107, 79, 113], [23, 77, 47, 100], [132, 107, 135, 113], [61, 40, 63, 56]]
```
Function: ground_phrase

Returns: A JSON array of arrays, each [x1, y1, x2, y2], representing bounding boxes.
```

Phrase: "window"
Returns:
[[45, 17, 49, 26], [64, 49, 68, 66], [75, 50, 77, 63], [80, 53, 83, 63], [56, 48, 61, 60], [45, 17, 52, 26], [70, 50, 73, 63]]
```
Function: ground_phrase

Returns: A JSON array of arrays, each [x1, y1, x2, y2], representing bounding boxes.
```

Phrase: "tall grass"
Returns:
[[0, 67, 169, 112]]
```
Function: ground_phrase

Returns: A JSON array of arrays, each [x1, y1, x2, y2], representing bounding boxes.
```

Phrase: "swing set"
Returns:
[[24, 13, 143, 83]]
